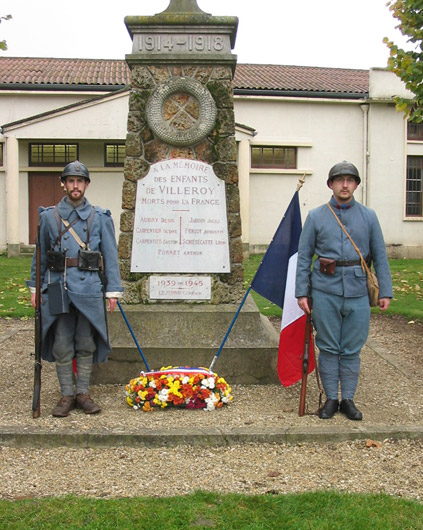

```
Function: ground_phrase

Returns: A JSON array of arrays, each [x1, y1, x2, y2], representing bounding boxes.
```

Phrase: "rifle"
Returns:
[[298, 297, 313, 417], [32, 225, 42, 418]]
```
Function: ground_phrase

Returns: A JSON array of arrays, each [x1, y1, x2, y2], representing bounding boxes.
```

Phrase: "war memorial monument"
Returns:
[[92, 0, 279, 385]]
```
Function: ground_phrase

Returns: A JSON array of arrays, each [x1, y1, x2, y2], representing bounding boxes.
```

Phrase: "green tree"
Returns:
[[0, 14, 12, 51], [384, 0, 423, 121]]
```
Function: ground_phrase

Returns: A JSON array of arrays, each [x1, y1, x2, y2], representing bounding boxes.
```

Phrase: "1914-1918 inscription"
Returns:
[[131, 159, 230, 273], [132, 34, 230, 55]]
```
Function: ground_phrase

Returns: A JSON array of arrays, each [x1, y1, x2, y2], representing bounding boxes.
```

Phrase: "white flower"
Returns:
[[207, 377, 215, 389], [133, 405, 139, 410], [158, 389, 169, 402], [222, 396, 230, 404], [204, 399, 216, 411], [201, 378, 209, 388], [149, 381, 156, 388], [182, 376, 189, 385]]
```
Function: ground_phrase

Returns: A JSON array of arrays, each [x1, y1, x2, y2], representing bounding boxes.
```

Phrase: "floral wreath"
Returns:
[[126, 367, 232, 411]]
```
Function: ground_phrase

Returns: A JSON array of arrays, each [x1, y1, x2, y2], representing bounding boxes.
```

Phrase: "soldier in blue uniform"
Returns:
[[296, 161, 392, 420], [28, 161, 123, 417]]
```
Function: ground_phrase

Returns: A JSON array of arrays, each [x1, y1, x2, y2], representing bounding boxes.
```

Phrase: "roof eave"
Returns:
[[0, 83, 127, 92], [233, 88, 369, 100]]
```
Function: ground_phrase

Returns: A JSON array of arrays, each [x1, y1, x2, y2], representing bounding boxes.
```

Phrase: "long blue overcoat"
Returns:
[[28, 196, 123, 363], [295, 196, 393, 299]]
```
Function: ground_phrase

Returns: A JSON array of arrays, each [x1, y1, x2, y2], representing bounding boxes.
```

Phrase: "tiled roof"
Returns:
[[0, 57, 130, 87], [0, 57, 369, 96], [233, 64, 369, 96]]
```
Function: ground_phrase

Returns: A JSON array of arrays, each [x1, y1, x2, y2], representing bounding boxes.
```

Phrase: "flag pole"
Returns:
[[208, 285, 252, 372], [117, 300, 151, 372], [208, 175, 307, 373]]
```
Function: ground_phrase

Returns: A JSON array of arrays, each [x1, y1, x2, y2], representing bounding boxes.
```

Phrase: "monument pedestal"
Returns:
[[92, 295, 280, 385]]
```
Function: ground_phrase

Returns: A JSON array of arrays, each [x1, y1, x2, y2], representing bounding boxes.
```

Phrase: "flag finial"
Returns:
[[296, 174, 306, 191]]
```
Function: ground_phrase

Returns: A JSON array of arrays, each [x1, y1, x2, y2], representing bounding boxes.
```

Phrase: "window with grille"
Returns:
[[407, 121, 423, 141], [29, 143, 78, 166], [406, 156, 423, 216], [105, 143, 125, 167], [251, 146, 297, 169]]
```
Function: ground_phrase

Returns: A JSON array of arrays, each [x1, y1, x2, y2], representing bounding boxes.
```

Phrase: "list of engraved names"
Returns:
[[131, 159, 230, 273]]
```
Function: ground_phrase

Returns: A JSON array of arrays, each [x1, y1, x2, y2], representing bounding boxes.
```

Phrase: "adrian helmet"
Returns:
[[327, 161, 360, 187], [61, 161, 90, 182]]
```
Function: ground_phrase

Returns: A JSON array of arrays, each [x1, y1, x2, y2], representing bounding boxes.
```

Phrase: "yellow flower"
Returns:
[[126, 396, 133, 406]]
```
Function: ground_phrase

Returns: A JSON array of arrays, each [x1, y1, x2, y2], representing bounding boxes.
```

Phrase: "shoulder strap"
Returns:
[[327, 203, 372, 276], [57, 206, 95, 251], [52, 206, 79, 250]]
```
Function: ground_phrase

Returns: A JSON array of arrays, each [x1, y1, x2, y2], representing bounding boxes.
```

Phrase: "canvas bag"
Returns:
[[327, 204, 380, 307]]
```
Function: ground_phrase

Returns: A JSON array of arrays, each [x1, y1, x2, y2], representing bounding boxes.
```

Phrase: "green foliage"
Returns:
[[0, 255, 422, 321], [0, 14, 12, 51], [385, 258, 423, 320], [243, 253, 282, 317], [0, 254, 33, 319], [0, 491, 422, 529], [384, 1, 423, 121]]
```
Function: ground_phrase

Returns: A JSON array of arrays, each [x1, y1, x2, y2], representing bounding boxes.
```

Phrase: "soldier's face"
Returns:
[[63, 176, 89, 202], [329, 175, 358, 204]]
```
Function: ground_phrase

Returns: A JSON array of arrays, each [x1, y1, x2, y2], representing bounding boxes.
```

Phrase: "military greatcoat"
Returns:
[[28, 196, 123, 363], [295, 196, 393, 299]]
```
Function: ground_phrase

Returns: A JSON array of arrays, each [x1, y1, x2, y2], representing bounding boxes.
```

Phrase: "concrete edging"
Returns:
[[1, 424, 423, 448]]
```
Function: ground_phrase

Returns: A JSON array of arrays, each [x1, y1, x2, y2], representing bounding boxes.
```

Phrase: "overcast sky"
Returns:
[[0, 0, 413, 70]]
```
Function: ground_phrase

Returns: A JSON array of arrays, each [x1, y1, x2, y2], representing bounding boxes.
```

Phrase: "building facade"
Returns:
[[0, 57, 421, 257]]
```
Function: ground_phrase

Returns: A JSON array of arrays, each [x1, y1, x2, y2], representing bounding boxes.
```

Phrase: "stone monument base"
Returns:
[[92, 295, 280, 385]]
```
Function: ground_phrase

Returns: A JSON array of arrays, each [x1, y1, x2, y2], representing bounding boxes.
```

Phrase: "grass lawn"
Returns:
[[0, 254, 422, 321], [0, 491, 422, 529]]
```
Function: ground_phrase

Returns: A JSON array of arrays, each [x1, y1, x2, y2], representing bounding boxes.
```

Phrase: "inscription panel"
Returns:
[[131, 159, 230, 273], [149, 275, 211, 300], [132, 34, 231, 54]]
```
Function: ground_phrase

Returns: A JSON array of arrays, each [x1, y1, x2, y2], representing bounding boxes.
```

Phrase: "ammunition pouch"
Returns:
[[319, 257, 336, 275], [47, 280, 70, 315], [46, 250, 66, 272], [78, 249, 103, 271]]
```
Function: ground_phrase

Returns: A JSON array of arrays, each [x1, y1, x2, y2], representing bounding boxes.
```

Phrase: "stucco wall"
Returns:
[[235, 97, 365, 246]]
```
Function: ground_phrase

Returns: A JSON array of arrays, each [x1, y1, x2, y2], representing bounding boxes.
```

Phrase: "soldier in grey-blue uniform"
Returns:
[[28, 161, 123, 417], [296, 161, 392, 420]]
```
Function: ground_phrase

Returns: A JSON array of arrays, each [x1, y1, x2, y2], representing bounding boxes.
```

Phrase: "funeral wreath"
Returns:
[[126, 367, 233, 411]]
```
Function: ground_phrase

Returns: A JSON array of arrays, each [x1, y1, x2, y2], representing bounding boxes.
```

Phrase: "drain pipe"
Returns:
[[360, 103, 370, 206]]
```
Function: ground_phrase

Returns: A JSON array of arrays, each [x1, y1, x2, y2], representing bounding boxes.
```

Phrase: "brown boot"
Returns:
[[76, 393, 101, 414], [52, 395, 75, 417]]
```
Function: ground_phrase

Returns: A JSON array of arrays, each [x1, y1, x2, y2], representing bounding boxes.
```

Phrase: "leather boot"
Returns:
[[52, 395, 75, 417], [76, 393, 101, 414], [318, 399, 339, 419], [339, 399, 363, 421]]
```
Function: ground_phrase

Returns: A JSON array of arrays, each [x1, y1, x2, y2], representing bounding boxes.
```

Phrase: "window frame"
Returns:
[[406, 155, 423, 217], [29, 143, 79, 167], [251, 145, 297, 170], [104, 143, 126, 167], [407, 121, 423, 142]]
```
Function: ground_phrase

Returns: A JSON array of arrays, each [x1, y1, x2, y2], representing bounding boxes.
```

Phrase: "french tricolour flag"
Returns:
[[250, 190, 315, 386]]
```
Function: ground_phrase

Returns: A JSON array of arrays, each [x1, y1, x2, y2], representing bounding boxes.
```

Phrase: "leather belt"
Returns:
[[335, 259, 362, 267], [65, 257, 79, 267]]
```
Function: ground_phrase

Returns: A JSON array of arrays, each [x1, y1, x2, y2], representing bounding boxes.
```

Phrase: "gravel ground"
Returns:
[[0, 314, 423, 500]]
